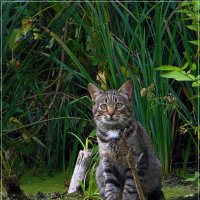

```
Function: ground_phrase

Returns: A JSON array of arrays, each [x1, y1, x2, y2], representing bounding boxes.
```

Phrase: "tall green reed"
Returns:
[[3, 1, 198, 176]]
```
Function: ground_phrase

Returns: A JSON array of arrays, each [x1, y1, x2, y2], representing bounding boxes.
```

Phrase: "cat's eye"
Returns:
[[116, 103, 123, 109], [100, 104, 107, 110]]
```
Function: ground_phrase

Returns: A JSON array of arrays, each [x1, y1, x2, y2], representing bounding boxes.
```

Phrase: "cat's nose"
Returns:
[[109, 112, 114, 117], [107, 107, 115, 118]]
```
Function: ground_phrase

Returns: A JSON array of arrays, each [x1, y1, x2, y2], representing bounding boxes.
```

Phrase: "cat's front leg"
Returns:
[[123, 153, 148, 200], [103, 159, 122, 200], [122, 168, 139, 200]]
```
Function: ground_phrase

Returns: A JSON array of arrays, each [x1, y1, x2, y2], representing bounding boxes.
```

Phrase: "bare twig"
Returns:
[[120, 128, 146, 200]]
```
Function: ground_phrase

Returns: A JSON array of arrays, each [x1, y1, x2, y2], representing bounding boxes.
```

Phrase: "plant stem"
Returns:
[[120, 128, 146, 200]]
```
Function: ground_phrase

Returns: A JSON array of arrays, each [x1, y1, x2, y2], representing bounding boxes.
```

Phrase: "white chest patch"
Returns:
[[107, 130, 120, 139]]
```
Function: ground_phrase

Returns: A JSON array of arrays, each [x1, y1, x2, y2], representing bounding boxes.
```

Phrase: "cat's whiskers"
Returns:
[[120, 117, 132, 128]]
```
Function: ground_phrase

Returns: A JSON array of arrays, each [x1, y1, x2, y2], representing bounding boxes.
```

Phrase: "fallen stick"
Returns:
[[68, 149, 92, 194], [120, 128, 146, 200]]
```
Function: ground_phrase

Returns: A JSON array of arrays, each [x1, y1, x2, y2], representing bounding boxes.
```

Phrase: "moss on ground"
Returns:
[[162, 185, 197, 199], [2, 171, 198, 200], [20, 171, 66, 194]]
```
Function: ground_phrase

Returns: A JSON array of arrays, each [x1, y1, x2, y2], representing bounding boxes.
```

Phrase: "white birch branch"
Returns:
[[68, 149, 92, 194]]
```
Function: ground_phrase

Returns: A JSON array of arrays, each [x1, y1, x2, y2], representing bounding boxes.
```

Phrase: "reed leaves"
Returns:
[[2, 1, 198, 176]]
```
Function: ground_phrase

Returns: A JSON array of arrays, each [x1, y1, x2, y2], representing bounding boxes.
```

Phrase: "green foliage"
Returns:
[[2, 1, 198, 181], [177, 1, 200, 46], [156, 62, 199, 86], [155, 0, 199, 174], [185, 171, 199, 186], [186, 171, 199, 182], [80, 163, 101, 200], [8, 28, 23, 52]]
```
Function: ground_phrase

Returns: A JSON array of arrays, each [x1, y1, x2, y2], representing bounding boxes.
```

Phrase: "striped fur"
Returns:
[[88, 80, 163, 200]]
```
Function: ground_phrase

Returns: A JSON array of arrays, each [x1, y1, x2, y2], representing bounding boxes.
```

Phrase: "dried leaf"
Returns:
[[140, 88, 147, 97], [120, 66, 130, 78], [96, 71, 107, 90]]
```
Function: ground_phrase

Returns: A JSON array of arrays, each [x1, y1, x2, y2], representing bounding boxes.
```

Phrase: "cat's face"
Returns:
[[88, 80, 133, 127]]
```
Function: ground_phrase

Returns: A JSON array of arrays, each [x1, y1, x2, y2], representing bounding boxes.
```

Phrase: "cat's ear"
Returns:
[[88, 83, 103, 101], [118, 80, 133, 100]]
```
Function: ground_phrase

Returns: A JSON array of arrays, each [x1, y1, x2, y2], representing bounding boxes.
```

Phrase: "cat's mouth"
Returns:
[[103, 116, 120, 125]]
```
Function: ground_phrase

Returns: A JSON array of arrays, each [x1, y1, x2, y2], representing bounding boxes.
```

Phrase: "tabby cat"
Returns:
[[88, 80, 163, 200]]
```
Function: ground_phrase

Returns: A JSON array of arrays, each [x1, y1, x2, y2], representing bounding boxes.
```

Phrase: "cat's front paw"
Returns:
[[105, 196, 121, 200]]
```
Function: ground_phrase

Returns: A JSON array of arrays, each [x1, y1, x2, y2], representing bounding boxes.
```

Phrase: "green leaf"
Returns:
[[33, 27, 41, 40], [187, 25, 198, 32], [195, 75, 200, 80], [176, 9, 190, 14], [194, 2, 200, 11], [190, 63, 196, 71], [155, 66, 181, 71], [68, 132, 85, 149], [181, 62, 189, 70], [8, 28, 23, 51], [22, 131, 31, 141], [89, 129, 96, 137], [45, 38, 54, 49], [32, 136, 46, 148], [181, 2, 193, 7], [185, 177, 197, 182], [192, 80, 200, 87], [161, 71, 195, 81], [189, 40, 199, 46]]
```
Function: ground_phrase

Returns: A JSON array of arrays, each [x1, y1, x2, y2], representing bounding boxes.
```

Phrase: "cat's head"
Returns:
[[88, 80, 133, 127]]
